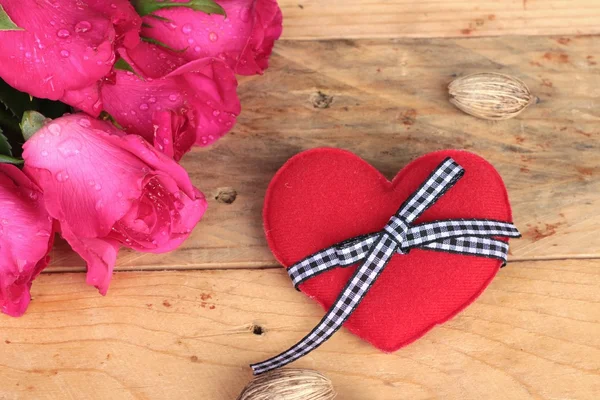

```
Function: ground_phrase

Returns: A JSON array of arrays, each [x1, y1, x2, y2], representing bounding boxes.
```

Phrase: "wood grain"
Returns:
[[46, 34, 600, 272], [1, 260, 598, 399], [278, 0, 600, 40]]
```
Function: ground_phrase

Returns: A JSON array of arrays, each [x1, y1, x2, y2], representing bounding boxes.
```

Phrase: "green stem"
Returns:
[[132, 0, 226, 17]]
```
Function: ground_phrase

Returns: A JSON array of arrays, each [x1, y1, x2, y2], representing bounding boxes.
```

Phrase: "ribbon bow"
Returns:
[[251, 158, 520, 375]]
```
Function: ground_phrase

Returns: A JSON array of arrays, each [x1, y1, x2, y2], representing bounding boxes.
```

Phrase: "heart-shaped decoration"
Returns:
[[263, 148, 515, 352]]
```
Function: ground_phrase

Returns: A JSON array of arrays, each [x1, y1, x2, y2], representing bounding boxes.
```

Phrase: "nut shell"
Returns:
[[237, 368, 336, 400], [448, 72, 535, 120]]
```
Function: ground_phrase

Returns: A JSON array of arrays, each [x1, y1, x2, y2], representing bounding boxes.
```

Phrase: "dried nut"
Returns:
[[448, 72, 535, 120], [237, 368, 337, 400]]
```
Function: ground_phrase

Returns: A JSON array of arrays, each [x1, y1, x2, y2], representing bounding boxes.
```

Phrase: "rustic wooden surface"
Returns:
[[277, 0, 600, 40], [3, 2, 600, 399], [1, 260, 599, 399], [47, 34, 600, 272]]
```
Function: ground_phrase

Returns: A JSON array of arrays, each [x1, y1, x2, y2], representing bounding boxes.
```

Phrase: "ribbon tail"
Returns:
[[422, 236, 511, 265], [288, 234, 380, 288], [251, 234, 399, 375]]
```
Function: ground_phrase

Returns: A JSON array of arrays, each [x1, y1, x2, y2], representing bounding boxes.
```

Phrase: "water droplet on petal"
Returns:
[[48, 123, 61, 136], [75, 21, 92, 33], [168, 94, 178, 102], [139, 103, 149, 111], [1, 219, 8, 225], [148, 97, 157, 104], [94, 183, 102, 191], [41, 150, 49, 157], [55, 171, 69, 182], [60, 50, 70, 58], [194, 46, 201, 52], [78, 118, 91, 128], [193, 188, 203, 199], [182, 24, 192, 34], [239, 7, 251, 22], [209, 32, 218, 42], [212, 110, 220, 117], [57, 29, 70, 38], [36, 230, 51, 237], [17, 259, 27, 273], [58, 138, 82, 157]]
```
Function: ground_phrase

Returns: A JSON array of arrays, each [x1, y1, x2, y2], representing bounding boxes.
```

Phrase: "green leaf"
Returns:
[[114, 58, 135, 74], [0, 103, 25, 157], [141, 36, 187, 53], [20, 111, 47, 141], [37, 99, 70, 119], [0, 104, 20, 135], [148, 15, 171, 22], [114, 58, 145, 81], [132, 0, 226, 18], [0, 78, 70, 122], [0, 128, 12, 156], [0, 5, 22, 31], [0, 154, 24, 165], [0, 79, 38, 119]]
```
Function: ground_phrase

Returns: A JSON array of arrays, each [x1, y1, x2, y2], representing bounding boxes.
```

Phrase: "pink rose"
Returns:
[[0, 165, 54, 317], [0, 0, 141, 115], [139, 0, 283, 75], [102, 45, 240, 158], [23, 114, 207, 295]]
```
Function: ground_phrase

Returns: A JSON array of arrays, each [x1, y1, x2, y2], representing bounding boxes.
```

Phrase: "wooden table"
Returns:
[[2, 1, 600, 399]]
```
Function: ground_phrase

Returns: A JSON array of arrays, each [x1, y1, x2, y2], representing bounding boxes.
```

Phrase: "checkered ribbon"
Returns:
[[251, 158, 520, 375]]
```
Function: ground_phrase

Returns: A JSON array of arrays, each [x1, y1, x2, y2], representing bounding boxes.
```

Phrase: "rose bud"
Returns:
[[137, 0, 283, 75], [23, 114, 207, 295], [0, 165, 54, 317], [0, 0, 141, 115], [102, 47, 240, 158]]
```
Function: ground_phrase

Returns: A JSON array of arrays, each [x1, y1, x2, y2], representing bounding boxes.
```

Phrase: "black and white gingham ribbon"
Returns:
[[251, 158, 520, 375]]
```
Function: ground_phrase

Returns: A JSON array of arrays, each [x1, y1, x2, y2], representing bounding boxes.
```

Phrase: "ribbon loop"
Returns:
[[251, 157, 520, 375], [383, 216, 409, 249]]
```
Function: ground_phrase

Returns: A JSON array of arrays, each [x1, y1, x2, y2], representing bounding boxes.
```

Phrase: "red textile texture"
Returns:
[[263, 148, 515, 352]]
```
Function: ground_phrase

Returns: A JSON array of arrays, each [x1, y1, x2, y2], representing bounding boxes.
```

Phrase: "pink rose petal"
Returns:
[[102, 52, 240, 150], [140, 0, 283, 75], [0, 0, 140, 115], [0, 165, 54, 317], [23, 114, 207, 295]]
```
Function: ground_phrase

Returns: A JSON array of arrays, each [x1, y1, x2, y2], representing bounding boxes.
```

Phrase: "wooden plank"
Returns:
[[47, 35, 600, 272], [2, 260, 599, 399], [279, 0, 600, 40]]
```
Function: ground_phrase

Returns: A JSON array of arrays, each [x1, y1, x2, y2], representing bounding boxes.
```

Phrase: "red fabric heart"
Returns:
[[264, 148, 515, 352]]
